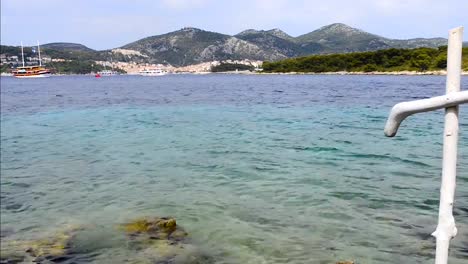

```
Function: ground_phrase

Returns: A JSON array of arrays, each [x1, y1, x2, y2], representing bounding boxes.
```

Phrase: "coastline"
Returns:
[[3, 71, 468, 77], [256, 70, 468, 76]]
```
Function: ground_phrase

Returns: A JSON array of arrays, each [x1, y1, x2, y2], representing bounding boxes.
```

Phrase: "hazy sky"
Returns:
[[1, 0, 467, 50]]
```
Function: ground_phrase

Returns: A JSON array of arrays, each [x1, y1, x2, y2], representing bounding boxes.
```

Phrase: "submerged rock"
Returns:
[[336, 261, 355, 264], [120, 217, 188, 241], [0, 225, 82, 263], [1, 217, 212, 264], [119, 216, 212, 264], [121, 217, 178, 233]]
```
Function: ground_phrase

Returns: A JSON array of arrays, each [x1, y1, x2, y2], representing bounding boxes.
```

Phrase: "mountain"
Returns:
[[121, 27, 286, 66], [41, 42, 95, 52], [237, 28, 296, 41], [1, 42, 102, 62], [385, 38, 448, 49], [296, 23, 391, 53], [267, 28, 296, 42], [120, 24, 450, 66], [235, 29, 306, 57], [296, 23, 448, 53], [1, 24, 454, 67]]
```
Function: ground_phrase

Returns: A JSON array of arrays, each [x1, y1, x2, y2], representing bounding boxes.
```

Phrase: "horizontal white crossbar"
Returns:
[[384, 90, 468, 137]]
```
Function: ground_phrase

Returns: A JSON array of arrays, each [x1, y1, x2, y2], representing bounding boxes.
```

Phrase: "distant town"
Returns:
[[0, 49, 262, 75]]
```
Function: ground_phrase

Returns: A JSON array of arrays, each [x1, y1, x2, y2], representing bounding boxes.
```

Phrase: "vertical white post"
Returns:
[[20, 41, 25, 67], [431, 26, 463, 264], [37, 40, 42, 66]]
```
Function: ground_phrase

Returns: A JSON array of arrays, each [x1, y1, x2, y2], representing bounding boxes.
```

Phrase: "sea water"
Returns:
[[1, 75, 467, 263]]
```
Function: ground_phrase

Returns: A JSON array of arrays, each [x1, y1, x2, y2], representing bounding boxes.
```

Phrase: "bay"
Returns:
[[1, 74, 467, 263]]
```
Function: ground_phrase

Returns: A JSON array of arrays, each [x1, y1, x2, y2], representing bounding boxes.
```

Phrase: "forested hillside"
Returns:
[[262, 47, 468, 73]]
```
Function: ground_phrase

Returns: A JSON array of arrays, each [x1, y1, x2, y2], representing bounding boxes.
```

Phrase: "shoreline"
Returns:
[[255, 70, 468, 76], [2, 71, 468, 77], [196, 70, 468, 75]]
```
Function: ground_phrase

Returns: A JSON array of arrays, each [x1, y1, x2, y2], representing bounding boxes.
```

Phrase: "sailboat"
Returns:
[[12, 41, 51, 78]]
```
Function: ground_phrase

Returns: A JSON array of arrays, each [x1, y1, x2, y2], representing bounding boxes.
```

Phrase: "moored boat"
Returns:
[[13, 41, 51, 78], [97, 69, 118, 76], [139, 68, 168, 76], [96, 57, 119, 77], [12, 66, 51, 78]]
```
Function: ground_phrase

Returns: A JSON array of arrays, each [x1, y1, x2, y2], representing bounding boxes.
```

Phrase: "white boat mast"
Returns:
[[37, 40, 42, 66], [20, 41, 25, 67]]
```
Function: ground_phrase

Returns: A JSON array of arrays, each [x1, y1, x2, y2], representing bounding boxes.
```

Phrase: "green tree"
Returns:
[[211, 63, 254, 72], [259, 46, 468, 73], [362, 64, 378, 72], [434, 54, 447, 69], [411, 54, 432, 71]]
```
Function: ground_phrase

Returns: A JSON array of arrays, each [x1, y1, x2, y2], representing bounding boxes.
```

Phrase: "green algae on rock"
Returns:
[[121, 217, 176, 233], [119, 216, 213, 264], [0, 225, 82, 263], [1, 217, 212, 263], [119, 217, 187, 240]]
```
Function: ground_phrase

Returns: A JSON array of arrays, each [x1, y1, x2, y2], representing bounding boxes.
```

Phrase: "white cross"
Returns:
[[384, 27, 467, 264]]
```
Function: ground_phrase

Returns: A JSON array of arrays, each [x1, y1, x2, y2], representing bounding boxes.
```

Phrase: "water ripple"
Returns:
[[0, 75, 467, 264]]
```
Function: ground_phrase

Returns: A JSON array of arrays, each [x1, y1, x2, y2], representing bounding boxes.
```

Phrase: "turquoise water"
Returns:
[[1, 75, 467, 263]]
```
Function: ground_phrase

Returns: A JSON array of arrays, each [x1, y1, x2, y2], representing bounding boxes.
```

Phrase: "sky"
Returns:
[[1, 0, 467, 50]]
